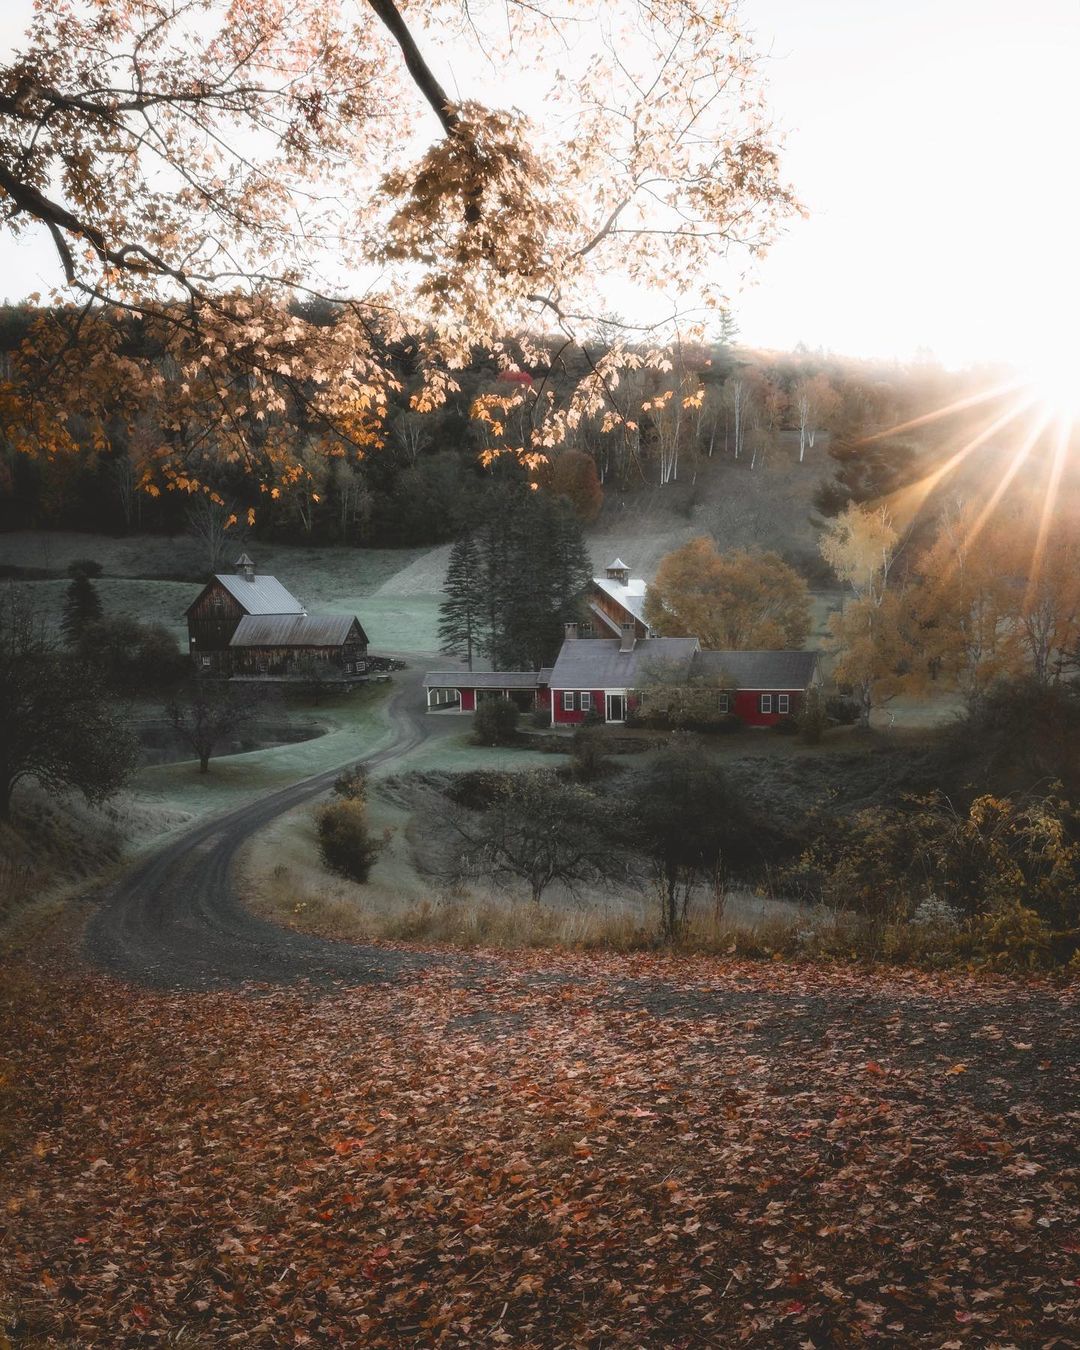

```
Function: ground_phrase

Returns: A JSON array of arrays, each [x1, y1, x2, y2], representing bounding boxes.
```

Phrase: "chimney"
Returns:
[[619, 621, 636, 653], [235, 552, 255, 582], [564, 621, 579, 640]]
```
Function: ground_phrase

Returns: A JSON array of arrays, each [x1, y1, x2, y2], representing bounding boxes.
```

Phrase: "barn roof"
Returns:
[[592, 574, 649, 625], [422, 670, 541, 690], [229, 614, 366, 648], [204, 572, 306, 616], [691, 649, 819, 689], [549, 636, 700, 690]]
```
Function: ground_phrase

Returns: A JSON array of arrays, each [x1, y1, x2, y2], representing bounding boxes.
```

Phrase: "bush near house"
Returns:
[[472, 698, 520, 746]]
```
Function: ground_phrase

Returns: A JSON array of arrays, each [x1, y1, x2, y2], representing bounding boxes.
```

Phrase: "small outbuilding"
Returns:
[[424, 670, 552, 714]]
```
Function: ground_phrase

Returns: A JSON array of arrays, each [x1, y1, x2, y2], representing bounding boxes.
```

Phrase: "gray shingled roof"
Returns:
[[230, 614, 366, 648], [548, 637, 700, 690], [691, 649, 819, 689], [423, 670, 541, 690], [211, 572, 306, 615]]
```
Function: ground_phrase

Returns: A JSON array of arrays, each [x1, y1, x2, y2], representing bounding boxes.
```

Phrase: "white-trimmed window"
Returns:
[[760, 694, 773, 714], [200, 656, 211, 668], [580, 692, 592, 712], [717, 692, 730, 714], [778, 694, 790, 715], [562, 691, 575, 712]]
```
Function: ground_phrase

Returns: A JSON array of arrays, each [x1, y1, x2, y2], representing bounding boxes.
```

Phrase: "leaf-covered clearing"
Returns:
[[1, 953, 1077, 1346]]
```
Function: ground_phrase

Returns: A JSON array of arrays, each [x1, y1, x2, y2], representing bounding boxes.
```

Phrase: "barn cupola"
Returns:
[[235, 552, 256, 582], [606, 558, 630, 585]]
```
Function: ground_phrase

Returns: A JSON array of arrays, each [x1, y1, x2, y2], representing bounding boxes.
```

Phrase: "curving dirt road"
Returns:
[[85, 665, 449, 990]]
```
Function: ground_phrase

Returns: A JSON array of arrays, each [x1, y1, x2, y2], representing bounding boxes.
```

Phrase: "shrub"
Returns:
[[970, 903, 1054, 971], [333, 764, 369, 804], [825, 694, 861, 726], [472, 697, 520, 745], [66, 558, 103, 578], [316, 799, 381, 882], [444, 769, 514, 810], [786, 790, 1080, 963], [799, 688, 828, 745], [569, 725, 609, 781]]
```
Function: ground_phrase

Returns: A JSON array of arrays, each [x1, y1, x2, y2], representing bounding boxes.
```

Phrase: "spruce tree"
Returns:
[[468, 486, 592, 670], [61, 572, 103, 645], [438, 532, 484, 670]]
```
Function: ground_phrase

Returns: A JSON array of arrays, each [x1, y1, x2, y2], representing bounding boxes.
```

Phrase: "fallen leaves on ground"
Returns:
[[1, 950, 1077, 1346]]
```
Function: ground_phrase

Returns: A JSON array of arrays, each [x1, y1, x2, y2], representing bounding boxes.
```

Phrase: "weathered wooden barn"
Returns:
[[185, 555, 369, 682]]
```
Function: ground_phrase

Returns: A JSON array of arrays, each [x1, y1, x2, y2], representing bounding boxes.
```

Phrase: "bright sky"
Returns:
[[1, 0, 1078, 367], [737, 0, 1080, 365]]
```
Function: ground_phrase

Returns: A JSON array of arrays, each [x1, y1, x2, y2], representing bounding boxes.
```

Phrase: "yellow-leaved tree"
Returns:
[[644, 537, 811, 649], [821, 504, 917, 727], [0, 0, 799, 503]]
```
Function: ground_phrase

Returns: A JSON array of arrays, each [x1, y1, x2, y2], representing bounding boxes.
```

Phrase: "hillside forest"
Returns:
[[0, 301, 1000, 552]]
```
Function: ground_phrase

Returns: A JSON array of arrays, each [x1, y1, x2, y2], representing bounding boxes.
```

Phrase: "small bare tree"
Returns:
[[441, 772, 621, 905], [186, 496, 240, 573], [166, 680, 259, 773]]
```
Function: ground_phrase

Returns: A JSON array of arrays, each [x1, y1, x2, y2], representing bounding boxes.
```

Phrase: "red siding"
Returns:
[[552, 690, 604, 725], [734, 689, 803, 727]]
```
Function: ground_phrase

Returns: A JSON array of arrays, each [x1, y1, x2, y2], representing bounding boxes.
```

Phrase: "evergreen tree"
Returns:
[[61, 572, 103, 644], [473, 486, 592, 669], [438, 532, 484, 669]]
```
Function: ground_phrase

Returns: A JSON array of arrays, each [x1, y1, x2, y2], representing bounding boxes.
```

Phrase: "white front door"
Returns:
[[605, 693, 626, 723]]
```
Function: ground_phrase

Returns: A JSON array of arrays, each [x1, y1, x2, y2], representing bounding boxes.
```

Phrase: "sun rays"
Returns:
[[864, 361, 1080, 593]]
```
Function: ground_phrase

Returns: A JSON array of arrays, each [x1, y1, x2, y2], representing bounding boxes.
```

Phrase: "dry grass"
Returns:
[[249, 858, 1022, 973]]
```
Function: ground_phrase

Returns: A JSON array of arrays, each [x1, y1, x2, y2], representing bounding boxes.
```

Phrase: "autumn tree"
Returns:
[[722, 372, 753, 460], [821, 504, 914, 726], [645, 537, 811, 650], [1006, 522, 1080, 685], [747, 369, 786, 471], [0, 0, 797, 500], [0, 591, 136, 819], [913, 503, 1022, 705]]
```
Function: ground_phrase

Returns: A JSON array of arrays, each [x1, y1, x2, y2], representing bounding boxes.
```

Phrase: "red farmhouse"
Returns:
[[424, 554, 819, 726]]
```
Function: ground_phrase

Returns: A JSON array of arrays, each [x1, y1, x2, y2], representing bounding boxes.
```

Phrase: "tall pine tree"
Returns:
[[448, 483, 592, 670], [437, 532, 483, 670]]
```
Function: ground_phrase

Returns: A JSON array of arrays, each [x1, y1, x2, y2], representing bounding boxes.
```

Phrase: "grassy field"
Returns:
[[124, 682, 398, 846]]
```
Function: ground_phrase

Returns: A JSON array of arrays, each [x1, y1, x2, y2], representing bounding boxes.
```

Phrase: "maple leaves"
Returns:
[[1, 952, 1077, 1345], [1, 0, 797, 496]]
